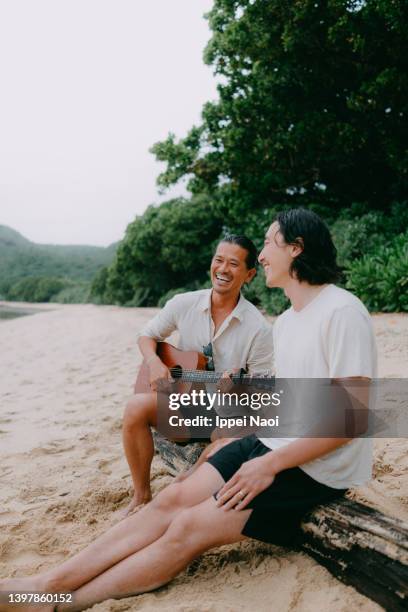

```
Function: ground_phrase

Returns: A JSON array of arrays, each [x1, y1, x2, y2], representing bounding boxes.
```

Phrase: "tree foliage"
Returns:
[[99, 195, 223, 306], [6, 277, 66, 303], [101, 0, 408, 313], [2, 275, 91, 304], [346, 231, 408, 311], [152, 0, 408, 222]]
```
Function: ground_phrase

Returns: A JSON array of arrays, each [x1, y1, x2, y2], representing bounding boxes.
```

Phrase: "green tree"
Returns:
[[7, 277, 66, 302], [89, 267, 109, 303], [152, 0, 408, 222], [346, 231, 408, 311], [102, 195, 223, 305]]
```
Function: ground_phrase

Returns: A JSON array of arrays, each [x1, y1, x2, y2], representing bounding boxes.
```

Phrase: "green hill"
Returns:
[[0, 225, 32, 248], [0, 225, 117, 302]]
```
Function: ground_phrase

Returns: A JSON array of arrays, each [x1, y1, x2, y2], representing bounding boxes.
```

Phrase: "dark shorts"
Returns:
[[207, 434, 347, 545]]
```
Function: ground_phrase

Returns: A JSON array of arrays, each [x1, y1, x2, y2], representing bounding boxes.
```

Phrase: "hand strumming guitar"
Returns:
[[147, 354, 174, 391]]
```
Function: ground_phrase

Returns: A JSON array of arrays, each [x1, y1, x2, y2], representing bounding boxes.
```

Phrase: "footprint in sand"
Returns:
[[19, 485, 58, 503], [31, 441, 75, 456], [0, 510, 21, 527], [98, 459, 113, 475], [0, 467, 13, 477], [62, 421, 82, 430], [109, 419, 122, 433], [2, 548, 65, 567], [83, 445, 100, 457]]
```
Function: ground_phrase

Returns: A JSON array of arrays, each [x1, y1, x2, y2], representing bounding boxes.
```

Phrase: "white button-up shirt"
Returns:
[[140, 289, 273, 374]]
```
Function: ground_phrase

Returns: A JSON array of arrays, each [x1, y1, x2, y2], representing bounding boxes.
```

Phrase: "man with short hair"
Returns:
[[10, 209, 377, 609], [122, 234, 273, 515]]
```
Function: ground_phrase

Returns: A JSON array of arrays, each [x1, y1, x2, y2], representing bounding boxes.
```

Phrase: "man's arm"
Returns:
[[138, 335, 158, 363], [246, 324, 274, 375], [216, 376, 371, 510], [138, 336, 172, 390], [268, 376, 371, 471], [137, 296, 182, 390]]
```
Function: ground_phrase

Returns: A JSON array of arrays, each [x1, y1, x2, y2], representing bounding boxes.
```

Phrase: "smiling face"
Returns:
[[258, 222, 302, 288], [210, 242, 256, 296]]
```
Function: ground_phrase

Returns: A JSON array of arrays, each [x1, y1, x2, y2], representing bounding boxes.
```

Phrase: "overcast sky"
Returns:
[[0, 0, 217, 246]]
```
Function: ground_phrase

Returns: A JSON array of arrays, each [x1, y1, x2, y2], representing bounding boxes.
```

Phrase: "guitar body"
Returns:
[[134, 342, 208, 394]]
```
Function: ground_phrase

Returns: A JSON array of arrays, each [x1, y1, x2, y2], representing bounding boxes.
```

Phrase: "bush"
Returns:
[[124, 287, 152, 307], [7, 276, 66, 302], [102, 195, 223, 306], [331, 211, 387, 267], [157, 279, 212, 308], [330, 203, 408, 268], [89, 267, 109, 303], [157, 287, 191, 309], [53, 282, 91, 304], [243, 272, 289, 315], [347, 232, 408, 311]]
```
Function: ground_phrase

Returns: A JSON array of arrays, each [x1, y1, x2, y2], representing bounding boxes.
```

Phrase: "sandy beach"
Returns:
[[0, 302, 407, 612]]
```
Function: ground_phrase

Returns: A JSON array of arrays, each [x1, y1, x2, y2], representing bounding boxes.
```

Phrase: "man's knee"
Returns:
[[123, 394, 156, 429], [164, 499, 249, 550], [164, 507, 198, 547], [151, 483, 184, 513], [163, 504, 224, 553]]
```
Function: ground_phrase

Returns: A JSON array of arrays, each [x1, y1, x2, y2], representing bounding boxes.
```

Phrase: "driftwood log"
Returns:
[[153, 433, 408, 612]]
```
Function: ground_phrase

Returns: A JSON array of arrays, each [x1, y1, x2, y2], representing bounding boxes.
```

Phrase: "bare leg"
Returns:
[[62, 497, 252, 611], [0, 462, 224, 606], [122, 393, 157, 514], [122, 393, 193, 516]]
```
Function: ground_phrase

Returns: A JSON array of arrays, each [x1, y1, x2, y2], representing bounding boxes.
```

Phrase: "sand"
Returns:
[[0, 302, 407, 612]]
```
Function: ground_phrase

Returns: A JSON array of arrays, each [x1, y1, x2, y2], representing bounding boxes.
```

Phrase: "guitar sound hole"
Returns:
[[172, 365, 183, 379]]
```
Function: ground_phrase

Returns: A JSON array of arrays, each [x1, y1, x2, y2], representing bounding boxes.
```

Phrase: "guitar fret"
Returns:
[[168, 368, 274, 388]]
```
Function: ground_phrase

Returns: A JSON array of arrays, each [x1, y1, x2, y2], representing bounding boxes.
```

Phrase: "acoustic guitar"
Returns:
[[134, 341, 274, 393]]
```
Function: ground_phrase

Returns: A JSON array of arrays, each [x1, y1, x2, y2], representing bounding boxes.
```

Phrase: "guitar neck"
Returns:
[[169, 368, 275, 389]]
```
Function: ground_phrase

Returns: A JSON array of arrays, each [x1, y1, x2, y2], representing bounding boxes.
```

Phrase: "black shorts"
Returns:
[[207, 434, 347, 545]]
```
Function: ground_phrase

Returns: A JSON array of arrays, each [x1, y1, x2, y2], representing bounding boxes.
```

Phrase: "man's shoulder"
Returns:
[[274, 304, 293, 328], [274, 285, 371, 330], [322, 285, 370, 320], [167, 288, 210, 310], [317, 287, 374, 348], [239, 295, 271, 330]]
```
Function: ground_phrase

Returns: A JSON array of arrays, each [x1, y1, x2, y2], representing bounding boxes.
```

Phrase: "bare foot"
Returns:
[[120, 490, 152, 519], [0, 576, 55, 612]]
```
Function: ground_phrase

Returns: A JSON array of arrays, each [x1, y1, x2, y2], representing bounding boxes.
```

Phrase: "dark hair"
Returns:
[[275, 208, 342, 284], [217, 234, 258, 269]]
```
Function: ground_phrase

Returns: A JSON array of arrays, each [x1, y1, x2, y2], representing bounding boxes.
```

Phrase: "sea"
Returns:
[[0, 304, 43, 321]]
